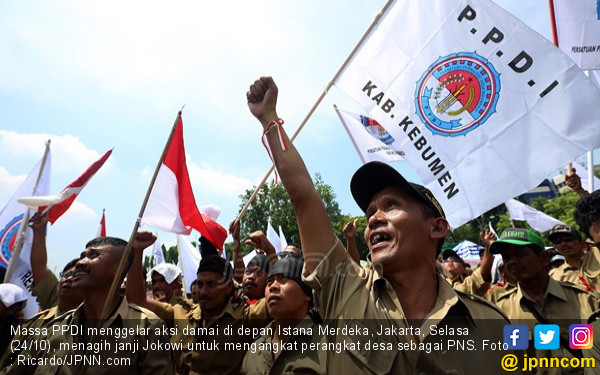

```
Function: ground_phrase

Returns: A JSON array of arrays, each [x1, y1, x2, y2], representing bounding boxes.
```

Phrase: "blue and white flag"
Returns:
[[335, 0, 600, 227]]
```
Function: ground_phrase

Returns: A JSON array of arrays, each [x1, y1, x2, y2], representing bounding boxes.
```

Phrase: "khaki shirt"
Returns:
[[32, 271, 59, 310], [1, 298, 173, 375], [549, 248, 600, 291], [585, 310, 600, 375], [240, 315, 326, 375], [496, 279, 599, 375], [486, 283, 516, 304], [446, 267, 490, 297], [303, 239, 511, 374], [168, 296, 269, 375]]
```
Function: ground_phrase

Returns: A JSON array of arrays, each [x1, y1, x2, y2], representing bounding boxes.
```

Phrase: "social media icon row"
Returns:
[[503, 324, 593, 350]]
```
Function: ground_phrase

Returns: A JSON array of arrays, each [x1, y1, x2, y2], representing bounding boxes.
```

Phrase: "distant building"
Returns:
[[518, 179, 559, 201]]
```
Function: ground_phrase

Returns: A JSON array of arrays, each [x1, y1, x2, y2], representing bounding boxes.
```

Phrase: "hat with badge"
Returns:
[[350, 161, 445, 218], [548, 224, 581, 243], [489, 228, 545, 254]]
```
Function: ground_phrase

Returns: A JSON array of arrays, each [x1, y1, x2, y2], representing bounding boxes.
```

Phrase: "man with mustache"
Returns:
[[149, 263, 185, 304], [491, 228, 599, 367], [548, 224, 599, 291], [127, 234, 270, 375], [1, 235, 172, 375], [246, 76, 510, 374]]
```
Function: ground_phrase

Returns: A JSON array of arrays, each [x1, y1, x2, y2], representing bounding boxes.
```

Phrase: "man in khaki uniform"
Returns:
[[490, 228, 599, 374], [149, 263, 186, 305], [246, 76, 511, 374], [1, 236, 172, 375], [241, 256, 326, 375], [548, 224, 599, 291], [127, 234, 270, 375], [29, 212, 82, 317]]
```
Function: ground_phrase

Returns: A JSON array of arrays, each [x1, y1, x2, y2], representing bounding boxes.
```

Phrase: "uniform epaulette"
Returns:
[[559, 280, 588, 293], [454, 289, 510, 321], [494, 287, 518, 302]]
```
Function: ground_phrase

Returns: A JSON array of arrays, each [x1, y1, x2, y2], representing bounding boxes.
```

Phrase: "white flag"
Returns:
[[243, 249, 257, 267], [334, 106, 404, 164], [505, 198, 564, 232], [1, 148, 51, 318], [266, 218, 282, 255], [177, 235, 201, 293], [278, 225, 288, 251], [152, 235, 165, 266], [552, 0, 600, 69], [335, 0, 600, 228]]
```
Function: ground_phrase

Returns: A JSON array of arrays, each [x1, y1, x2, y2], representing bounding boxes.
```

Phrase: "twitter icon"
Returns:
[[534, 324, 560, 350]]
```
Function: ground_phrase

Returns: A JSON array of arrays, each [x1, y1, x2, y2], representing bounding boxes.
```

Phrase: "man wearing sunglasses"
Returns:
[[548, 224, 599, 291]]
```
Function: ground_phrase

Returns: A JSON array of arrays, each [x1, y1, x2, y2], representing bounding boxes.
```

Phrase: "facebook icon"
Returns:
[[503, 325, 529, 350]]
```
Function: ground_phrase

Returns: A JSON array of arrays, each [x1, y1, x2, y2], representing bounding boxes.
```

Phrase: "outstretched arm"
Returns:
[[126, 232, 173, 321], [343, 219, 361, 264], [29, 212, 50, 285], [229, 219, 246, 283], [247, 77, 337, 273], [565, 168, 589, 198], [244, 230, 278, 267], [479, 229, 496, 282]]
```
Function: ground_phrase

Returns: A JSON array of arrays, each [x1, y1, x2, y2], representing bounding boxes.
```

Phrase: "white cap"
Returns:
[[0, 283, 28, 308], [150, 263, 182, 284]]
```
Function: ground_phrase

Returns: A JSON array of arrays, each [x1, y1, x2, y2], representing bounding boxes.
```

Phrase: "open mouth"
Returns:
[[267, 295, 281, 304], [370, 232, 391, 246]]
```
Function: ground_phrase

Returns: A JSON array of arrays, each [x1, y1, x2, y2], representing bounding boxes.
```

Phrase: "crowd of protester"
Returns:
[[0, 77, 599, 374]]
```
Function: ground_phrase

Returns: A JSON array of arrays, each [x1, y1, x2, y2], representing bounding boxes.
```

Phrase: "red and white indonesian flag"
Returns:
[[96, 209, 106, 237], [1, 149, 51, 318], [335, 0, 600, 227], [505, 198, 564, 232], [141, 115, 227, 250], [334, 106, 404, 164], [19, 149, 112, 223], [552, 0, 600, 69]]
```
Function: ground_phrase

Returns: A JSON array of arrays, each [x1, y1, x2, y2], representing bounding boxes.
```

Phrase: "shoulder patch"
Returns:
[[455, 290, 510, 322]]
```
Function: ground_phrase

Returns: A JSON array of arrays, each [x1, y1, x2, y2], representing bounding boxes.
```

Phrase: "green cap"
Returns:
[[489, 228, 545, 254]]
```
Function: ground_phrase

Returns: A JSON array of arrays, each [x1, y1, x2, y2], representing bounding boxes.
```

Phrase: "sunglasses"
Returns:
[[550, 235, 578, 244], [443, 257, 463, 264]]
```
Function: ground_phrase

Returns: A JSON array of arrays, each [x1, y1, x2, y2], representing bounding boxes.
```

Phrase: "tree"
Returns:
[[237, 174, 344, 255]]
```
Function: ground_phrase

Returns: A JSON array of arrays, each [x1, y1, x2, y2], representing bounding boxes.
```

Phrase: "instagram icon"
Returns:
[[569, 324, 593, 349]]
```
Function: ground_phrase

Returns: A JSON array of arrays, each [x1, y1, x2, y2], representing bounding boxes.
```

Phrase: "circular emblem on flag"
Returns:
[[0, 214, 23, 268], [360, 115, 394, 145], [415, 52, 500, 137]]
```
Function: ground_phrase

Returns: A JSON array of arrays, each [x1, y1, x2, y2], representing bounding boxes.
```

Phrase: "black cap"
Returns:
[[247, 254, 269, 273], [350, 162, 445, 218], [548, 224, 581, 242], [197, 254, 232, 280], [268, 257, 312, 298]]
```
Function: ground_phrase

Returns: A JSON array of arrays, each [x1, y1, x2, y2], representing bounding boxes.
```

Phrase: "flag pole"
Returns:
[[587, 150, 594, 192], [4, 140, 51, 283], [80, 111, 181, 375], [237, 0, 395, 220], [548, 0, 559, 47]]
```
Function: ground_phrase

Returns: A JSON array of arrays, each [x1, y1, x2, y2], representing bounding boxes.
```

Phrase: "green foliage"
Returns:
[[237, 174, 344, 255]]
